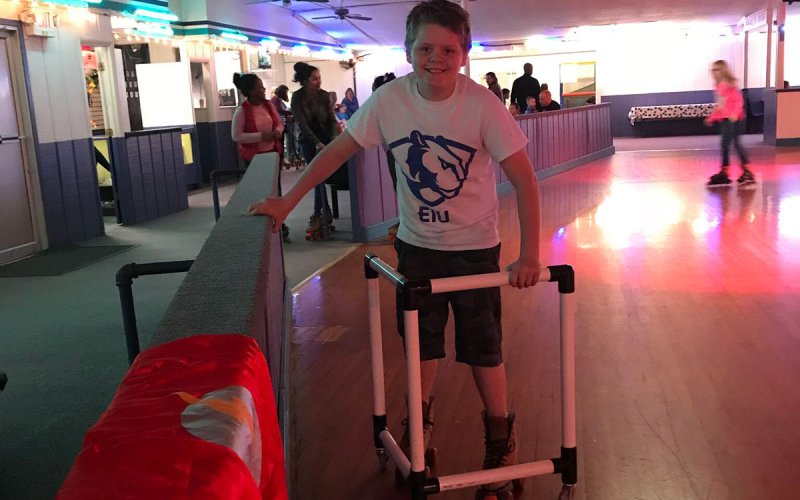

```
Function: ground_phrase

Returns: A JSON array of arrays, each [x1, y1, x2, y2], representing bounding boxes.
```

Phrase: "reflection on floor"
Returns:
[[288, 139, 800, 499]]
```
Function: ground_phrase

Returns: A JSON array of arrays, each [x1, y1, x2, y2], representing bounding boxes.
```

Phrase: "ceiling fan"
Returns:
[[247, 0, 330, 5], [313, 7, 372, 21]]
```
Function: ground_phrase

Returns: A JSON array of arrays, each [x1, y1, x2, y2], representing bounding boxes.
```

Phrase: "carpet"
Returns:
[[0, 244, 136, 277]]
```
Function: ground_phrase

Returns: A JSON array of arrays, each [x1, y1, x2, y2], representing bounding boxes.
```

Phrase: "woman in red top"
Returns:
[[232, 73, 290, 240], [705, 60, 755, 188]]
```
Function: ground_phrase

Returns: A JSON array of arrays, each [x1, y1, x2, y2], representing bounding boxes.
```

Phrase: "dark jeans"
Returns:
[[300, 142, 326, 215], [720, 119, 749, 168]]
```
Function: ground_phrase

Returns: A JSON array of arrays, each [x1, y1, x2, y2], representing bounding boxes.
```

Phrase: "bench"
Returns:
[[628, 103, 718, 136]]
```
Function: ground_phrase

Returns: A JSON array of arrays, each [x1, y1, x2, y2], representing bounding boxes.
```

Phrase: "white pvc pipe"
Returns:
[[438, 460, 556, 491], [429, 268, 553, 294], [561, 293, 577, 448], [367, 278, 386, 416], [404, 310, 425, 474], [380, 430, 410, 477]]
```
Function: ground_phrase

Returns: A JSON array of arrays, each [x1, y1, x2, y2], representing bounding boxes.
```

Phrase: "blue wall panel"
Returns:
[[36, 139, 104, 246], [114, 130, 189, 225], [161, 133, 178, 213], [36, 142, 69, 246], [56, 141, 85, 242], [74, 139, 103, 239], [149, 135, 168, 216]]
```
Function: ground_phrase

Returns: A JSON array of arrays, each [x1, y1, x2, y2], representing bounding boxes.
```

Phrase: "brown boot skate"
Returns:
[[475, 411, 521, 499], [395, 398, 436, 486]]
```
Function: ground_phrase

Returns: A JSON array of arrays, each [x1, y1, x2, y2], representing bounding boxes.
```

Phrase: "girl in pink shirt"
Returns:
[[705, 60, 755, 187], [232, 73, 289, 240]]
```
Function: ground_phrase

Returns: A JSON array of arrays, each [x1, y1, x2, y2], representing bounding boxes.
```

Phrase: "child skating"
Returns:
[[249, 1, 542, 497], [705, 60, 756, 189]]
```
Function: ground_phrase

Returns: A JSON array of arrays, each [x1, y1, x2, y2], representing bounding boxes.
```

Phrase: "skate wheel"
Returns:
[[557, 484, 576, 500]]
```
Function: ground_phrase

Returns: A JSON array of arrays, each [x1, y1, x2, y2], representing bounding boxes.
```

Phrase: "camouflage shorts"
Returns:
[[394, 239, 503, 367]]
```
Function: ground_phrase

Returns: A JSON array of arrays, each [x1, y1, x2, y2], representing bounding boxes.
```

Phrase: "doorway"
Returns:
[[0, 30, 38, 265], [560, 62, 596, 109], [82, 45, 116, 217]]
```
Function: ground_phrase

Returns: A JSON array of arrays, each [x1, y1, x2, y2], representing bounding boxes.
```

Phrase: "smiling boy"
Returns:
[[249, 1, 542, 495]]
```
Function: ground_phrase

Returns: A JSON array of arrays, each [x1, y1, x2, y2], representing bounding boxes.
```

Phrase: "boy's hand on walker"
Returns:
[[248, 197, 290, 232], [507, 257, 541, 289]]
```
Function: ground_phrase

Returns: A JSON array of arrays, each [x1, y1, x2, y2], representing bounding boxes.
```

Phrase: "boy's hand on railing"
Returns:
[[506, 256, 541, 288], [248, 197, 290, 232]]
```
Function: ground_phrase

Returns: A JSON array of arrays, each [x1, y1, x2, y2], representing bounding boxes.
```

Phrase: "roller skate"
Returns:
[[706, 169, 732, 188], [395, 398, 437, 487], [387, 222, 399, 242], [737, 168, 756, 190], [305, 214, 329, 241], [475, 411, 523, 500], [281, 224, 291, 243]]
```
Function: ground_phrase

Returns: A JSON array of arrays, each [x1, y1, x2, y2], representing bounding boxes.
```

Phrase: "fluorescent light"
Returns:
[[133, 8, 179, 22]]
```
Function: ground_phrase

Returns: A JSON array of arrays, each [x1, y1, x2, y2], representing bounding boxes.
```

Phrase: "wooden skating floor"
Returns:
[[287, 141, 800, 499]]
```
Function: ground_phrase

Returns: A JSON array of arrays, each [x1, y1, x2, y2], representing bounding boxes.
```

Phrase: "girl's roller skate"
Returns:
[[395, 398, 437, 487], [305, 214, 327, 241], [475, 411, 523, 500], [281, 223, 290, 243], [305, 206, 335, 241]]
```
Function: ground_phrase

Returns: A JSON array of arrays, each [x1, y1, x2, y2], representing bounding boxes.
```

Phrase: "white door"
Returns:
[[0, 35, 37, 265], [0, 32, 38, 265]]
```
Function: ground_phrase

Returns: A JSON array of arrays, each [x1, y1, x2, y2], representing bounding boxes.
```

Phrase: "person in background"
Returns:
[[334, 103, 348, 133], [524, 95, 537, 114], [271, 85, 293, 167], [540, 83, 549, 92], [341, 87, 360, 118], [232, 73, 288, 241], [508, 102, 520, 116], [249, 3, 542, 496], [334, 103, 349, 122], [510, 62, 540, 113], [536, 89, 561, 112], [290, 62, 339, 237], [485, 72, 503, 101], [502, 88, 510, 105], [705, 60, 755, 188]]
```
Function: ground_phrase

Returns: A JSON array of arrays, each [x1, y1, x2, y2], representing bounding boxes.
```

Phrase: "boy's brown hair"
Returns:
[[404, 0, 472, 53]]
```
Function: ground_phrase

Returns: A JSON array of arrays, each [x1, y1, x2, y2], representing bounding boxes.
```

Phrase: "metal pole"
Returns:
[[115, 261, 194, 364], [766, 0, 775, 87], [775, 1, 787, 89], [210, 169, 245, 221]]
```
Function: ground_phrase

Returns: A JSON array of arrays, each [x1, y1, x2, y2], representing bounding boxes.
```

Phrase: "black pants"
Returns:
[[720, 119, 749, 168]]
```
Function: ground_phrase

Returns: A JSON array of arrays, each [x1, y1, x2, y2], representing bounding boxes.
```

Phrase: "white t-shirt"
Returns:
[[347, 73, 528, 251]]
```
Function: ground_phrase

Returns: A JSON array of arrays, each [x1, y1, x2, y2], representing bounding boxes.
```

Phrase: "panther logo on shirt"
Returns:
[[389, 131, 476, 207]]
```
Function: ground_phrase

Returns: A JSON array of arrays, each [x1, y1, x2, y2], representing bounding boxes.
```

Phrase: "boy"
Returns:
[[250, 0, 542, 495]]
